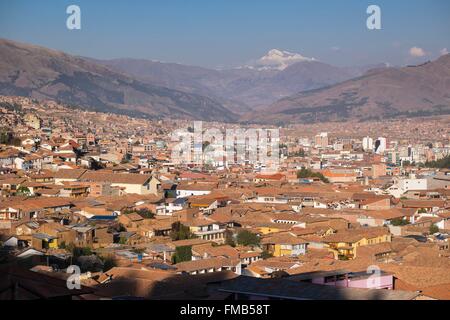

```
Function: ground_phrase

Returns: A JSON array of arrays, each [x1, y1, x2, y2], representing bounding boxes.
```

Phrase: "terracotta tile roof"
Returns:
[[261, 232, 309, 245], [54, 169, 87, 179], [255, 173, 286, 181], [168, 238, 210, 248], [359, 209, 415, 220], [401, 199, 446, 208], [192, 243, 239, 259], [80, 171, 152, 185], [322, 227, 390, 243], [176, 183, 216, 191], [175, 256, 239, 273], [421, 283, 450, 300]]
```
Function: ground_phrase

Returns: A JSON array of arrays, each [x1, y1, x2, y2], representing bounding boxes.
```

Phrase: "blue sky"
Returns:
[[0, 0, 449, 68]]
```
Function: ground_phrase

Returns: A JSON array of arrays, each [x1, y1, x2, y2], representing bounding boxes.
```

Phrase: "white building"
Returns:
[[375, 137, 387, 154], [387, 176, 428, 198], [362, 137, 373, 151]]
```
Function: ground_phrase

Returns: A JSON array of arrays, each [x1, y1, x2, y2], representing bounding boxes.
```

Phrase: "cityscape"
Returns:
[[0, 0, 449, 306]]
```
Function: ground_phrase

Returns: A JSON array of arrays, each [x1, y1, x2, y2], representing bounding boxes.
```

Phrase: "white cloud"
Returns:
[[331, 46, 341, 52], [409, 47, 427, 57], [440, 48, 449, 56]]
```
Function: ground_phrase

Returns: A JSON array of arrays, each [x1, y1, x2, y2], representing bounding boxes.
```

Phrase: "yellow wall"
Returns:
[[258, 227, 282, 235], [273, 244, 292, 257], [189, 226, 199, 233], [49, 239, 58, 249], [328, 234, 391, 259]]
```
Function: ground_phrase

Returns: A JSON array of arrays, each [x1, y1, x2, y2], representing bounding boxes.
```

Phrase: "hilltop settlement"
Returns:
[[0, 95, 449, 300]]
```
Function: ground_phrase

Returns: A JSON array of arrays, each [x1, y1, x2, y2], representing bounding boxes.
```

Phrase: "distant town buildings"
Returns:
[[0, 95, 449, 300]]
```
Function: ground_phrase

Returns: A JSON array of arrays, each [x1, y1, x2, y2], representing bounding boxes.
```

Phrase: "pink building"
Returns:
[[291, 269, 394, 290]]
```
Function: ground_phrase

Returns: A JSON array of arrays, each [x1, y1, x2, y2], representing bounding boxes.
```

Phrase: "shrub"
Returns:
[[172, 245, 192, 264], [429, 224, 439, 234], [236, 230, 260, 247], [296, 168, 329, 183], [170, 222, 195, 241]]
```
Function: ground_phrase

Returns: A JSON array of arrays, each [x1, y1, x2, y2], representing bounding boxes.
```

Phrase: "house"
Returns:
[[0, 149, 19, 168], [246, 192, 289, 204], [157, 197, 187, 216], [176, 183, 214, 198], [184, 218, 227, 243], [188, 197, 218, 214], [254, 173, 286, 183], [138, 219, 173, 238], [14, 221, 42, 237], [290, 269, 394, 290], [217, 276, 420, 300], [1, 198, 72, 221], [322, 227, 392, 259], [261, 232, 308, 257], [80, 171, 158, 195], [357, 209, 416, 227], [118, 212, 144, 229], [59, 183, 90, 198], [54, 169, 87, 184], [37, 222, 77, 248], [322, 170, 358, 183], [401, 199, 446, 213], [31, 233, 58, 250], [358, 196, 392, 210], [238, 250, 261, 267], [191, 243, 239, 261], [15, 247, 45, 259], [436, 212, 450, 230], [175, 256, 242, 275], [387, 177, 428, 198], [1, 235, 20, 247]]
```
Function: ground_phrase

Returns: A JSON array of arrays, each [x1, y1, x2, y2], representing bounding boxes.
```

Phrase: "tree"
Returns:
[[390, 218, 409, 226], [224, 230, 236, 247], [429, 224, 439, 234], [89, 158, 105, 170], [172, 245, 192, 264], [236, 230, 260, 247], [291, 149, 305, 157], [0, 129, 21, 146], [71, 246, 93, 257], [296, 168, 329, 183], [15, 186, 31, 196], [170, 222, 195, 241], [402, 160, 411, 167], [136, 208, 155, 219], [424, 155, 450, 169]]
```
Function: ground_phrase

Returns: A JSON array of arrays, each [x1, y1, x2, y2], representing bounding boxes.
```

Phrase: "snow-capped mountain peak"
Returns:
[[246, 49, 316, 71]]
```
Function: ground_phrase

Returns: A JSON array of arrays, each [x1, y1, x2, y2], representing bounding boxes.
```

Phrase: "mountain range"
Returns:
[[0, 39, 237, 122], [93, 50, 384, 110], [251, 54, 450, 124], [1, 38, 449, 124]]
